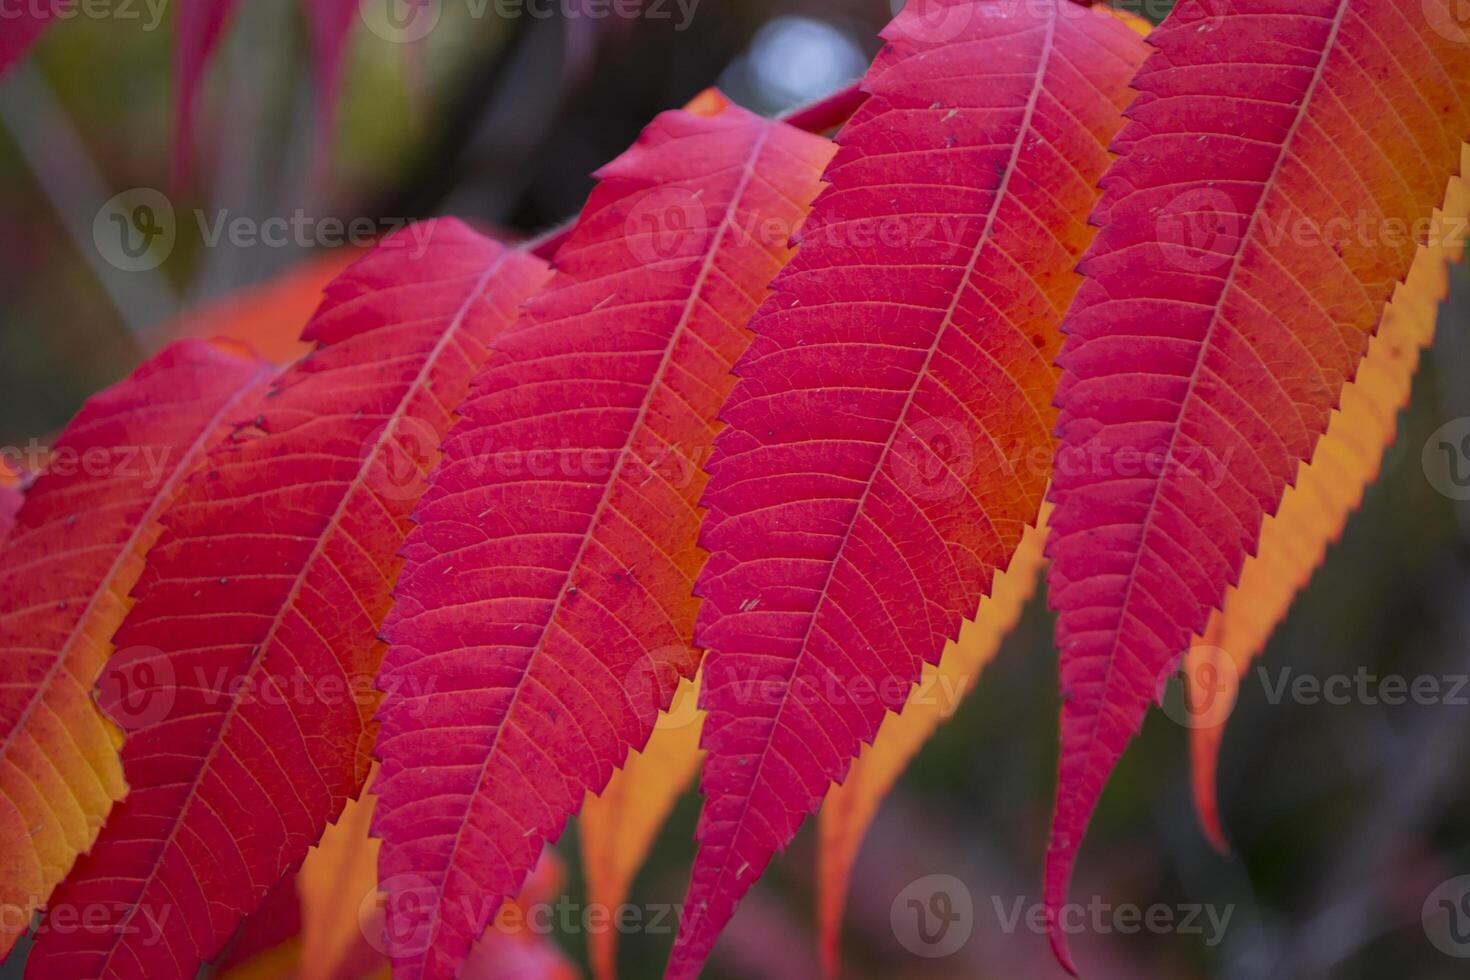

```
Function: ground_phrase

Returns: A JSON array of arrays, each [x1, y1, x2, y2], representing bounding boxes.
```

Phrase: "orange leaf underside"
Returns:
[[670, 3, 1147, 975], [298, 777, 385, 980], [0, 339, 275, 964], [816, 511, 1050, 977], [158, 247, 361, 365], [1044, 1, 1470, 971], [26, 223, 548, 980], [1185, 147, 1470, 851], [579, 673, 705, 980]]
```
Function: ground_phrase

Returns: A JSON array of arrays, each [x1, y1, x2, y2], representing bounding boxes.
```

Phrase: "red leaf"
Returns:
[[303, 0, 361, 178], [172, 0, 243, 185], [0, 0, 57, 76], [1044, 1, 1470, 971], [0, 339, 275, 963], [667, 3, 1146, 975], [373, 96, 833, 980], [26, 221, 549, 979], [173, 0, 362, 184]]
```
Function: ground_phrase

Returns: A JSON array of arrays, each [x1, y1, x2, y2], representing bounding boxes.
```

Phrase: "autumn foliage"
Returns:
[[3, 1, 1470, 978]]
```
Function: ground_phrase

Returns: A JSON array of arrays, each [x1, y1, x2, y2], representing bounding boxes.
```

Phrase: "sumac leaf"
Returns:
[[373, 94, 833, 980], [1185, 148, 1470, 852], [26, 221, 549, 979], [0, 340, 274, 962], [1044, 1, 1470, 969], [816, 512, 1048, 977], [669, 3, 1146, 974]]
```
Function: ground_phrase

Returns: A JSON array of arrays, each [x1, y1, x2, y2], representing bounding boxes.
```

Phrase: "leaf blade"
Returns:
[[670, 3, 1147, 973], [26, 221, 549, 979], [0, 339, 275, 963], [1044, 1, 1470, 969], [374, 97, 834, 980], [816, 511, 1048, 976], [1186, 147, 1470, 850]]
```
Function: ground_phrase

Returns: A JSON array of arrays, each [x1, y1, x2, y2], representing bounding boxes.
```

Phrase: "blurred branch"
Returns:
[[0, 61, 176, 343]]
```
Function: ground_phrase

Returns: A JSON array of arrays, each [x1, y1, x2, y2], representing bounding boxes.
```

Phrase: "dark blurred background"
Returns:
[[4, 1, 1470, 977]]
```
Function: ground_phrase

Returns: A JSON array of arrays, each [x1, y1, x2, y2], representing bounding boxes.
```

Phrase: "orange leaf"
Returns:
[[0, 340, 275, 962], [578, 674, 705, 980], [815, 511, 1049, 977], [158, 248, 361, 365], [1184, 148, 1470, 851], [298, 781, 384, 980]]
